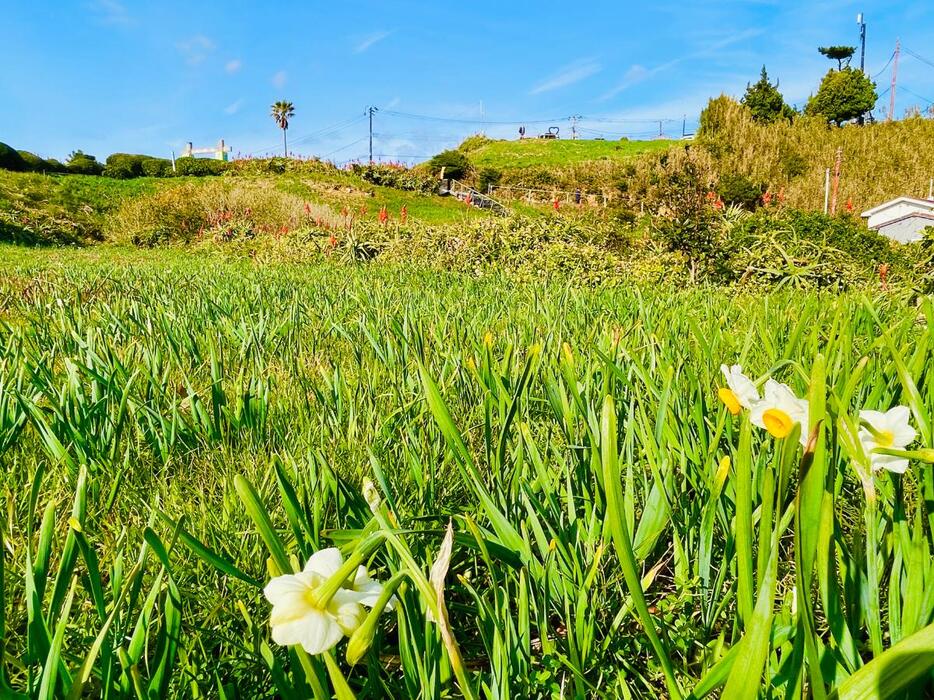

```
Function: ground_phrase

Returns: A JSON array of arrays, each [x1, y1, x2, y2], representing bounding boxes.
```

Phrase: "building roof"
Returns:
[[861, 196, 934, 219], [872, 211, 934, 230]]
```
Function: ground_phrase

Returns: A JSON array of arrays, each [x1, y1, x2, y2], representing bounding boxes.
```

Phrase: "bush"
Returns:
[[106, 180, 341, 246], [175, 157, 229, 176], [0, 143, 28, 172], [351, 163, 436, 193], [44, 159, 68, 173], [103, 153, 144, 179], [17, 151, 51, 172], [427, 149, 471, 180], [805, 67, 876, 126], [103, 153, 174, 179], [725, 209, 904, 288], [141, 157, 173, 178], [66, 151, 104, 175], [716, 173, 765, 209], [476, 167, 502, 194]]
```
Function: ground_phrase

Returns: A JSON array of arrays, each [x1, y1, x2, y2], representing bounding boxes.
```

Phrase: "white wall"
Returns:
[[866, 201, 934, 229], [877, 215, 933, 243]]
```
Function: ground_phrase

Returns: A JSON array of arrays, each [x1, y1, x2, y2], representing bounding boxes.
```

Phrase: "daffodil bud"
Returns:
[[362, 478, 381, 514], [345, 573, 404, 665], [345, 611, 378, 666]]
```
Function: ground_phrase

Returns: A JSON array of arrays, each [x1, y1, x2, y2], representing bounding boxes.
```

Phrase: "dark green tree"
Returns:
[[66, 150, 104, 175], [805, 67, 876, 126], [818, 46, 856, 69], [427, 149, 471, 179], [741, 67, 795, 123]]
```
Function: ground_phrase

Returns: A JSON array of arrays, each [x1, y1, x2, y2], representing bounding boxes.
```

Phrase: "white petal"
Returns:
[[858, 409, 888, 427], [749, 400, 767, 429], [271, 607, 344, 655], [329, 588, 366, 635], [304, 548, 344, 578], [351, 566, 385, 607], [264, 573, 310, 606], [726, 368, 760, 408], [874, 454, 910, 475], [884, 405, 911, 427]]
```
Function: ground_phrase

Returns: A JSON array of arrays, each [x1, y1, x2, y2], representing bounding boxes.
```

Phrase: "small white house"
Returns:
[[861, 197, 934, 243]]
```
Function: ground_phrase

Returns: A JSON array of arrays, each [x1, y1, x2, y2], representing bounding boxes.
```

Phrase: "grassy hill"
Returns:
[[454, 135, 678, 193], [0, 164, 490, 245], [462, 136, 675, 169]]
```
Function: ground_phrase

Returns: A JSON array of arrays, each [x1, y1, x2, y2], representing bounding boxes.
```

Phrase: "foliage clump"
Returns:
[[805, 67, 876, 126], [66, 151, 104, 175], [0, 142, 28, 172], [427, 149, 471, 180], [742, 67, 795, 123]]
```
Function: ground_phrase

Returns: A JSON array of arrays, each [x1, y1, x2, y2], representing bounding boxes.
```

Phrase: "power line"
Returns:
[[900, 86, 934, 105], [323, 137, 368, 159], [289, 115, 367, 147], [871, 51, 896, 80], [243, 113, 367, 156], [382, 110, 566, 125], [903, 47, 934, 71]]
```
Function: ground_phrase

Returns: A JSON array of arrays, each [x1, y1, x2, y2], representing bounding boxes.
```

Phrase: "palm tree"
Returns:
[[270, 101, 295, 157]]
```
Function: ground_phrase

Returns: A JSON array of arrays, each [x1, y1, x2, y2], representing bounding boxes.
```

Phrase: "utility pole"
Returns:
[[658, 120, 663, 138], [830, 147, 843, 215], [480, 100, 485, 136], [857, 13, 866, 72], [368, 106, 378, 163], [682, 115, 686, 138], [570, 115, 582, 140], [889, 39, 900, 122]]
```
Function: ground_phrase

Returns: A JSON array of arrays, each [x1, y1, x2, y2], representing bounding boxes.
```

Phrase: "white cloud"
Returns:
[[354, 30, 392, 54], [529, 59, 602, 95], [272, 70, 287, 88], [224, 99, 244, 115], [177, 35, 215, 66], [601, 28, 764, 100], [88, 0, 132, 26], [225, 59, 242, 74]]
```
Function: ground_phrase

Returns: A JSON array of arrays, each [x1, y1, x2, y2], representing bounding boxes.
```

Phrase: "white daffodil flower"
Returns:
[[718, 364, 760, 415], [264, 548, 364, 655], [264, 548, 393, 655], [749, 379, 810, 446], [858, 406, 917, 474]]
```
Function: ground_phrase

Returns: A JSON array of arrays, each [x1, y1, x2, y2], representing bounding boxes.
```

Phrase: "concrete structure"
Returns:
[[861, 197, 934, 243], [180, 139, 232, 161]]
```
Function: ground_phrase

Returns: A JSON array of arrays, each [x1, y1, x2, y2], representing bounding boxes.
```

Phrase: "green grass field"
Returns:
[[463, 137, 676, 170], [1, 244, 933, 698], [0, 168, 490, 245]]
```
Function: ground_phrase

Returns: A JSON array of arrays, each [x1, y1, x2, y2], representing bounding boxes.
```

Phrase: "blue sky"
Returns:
[[1, 0, 932, 164]]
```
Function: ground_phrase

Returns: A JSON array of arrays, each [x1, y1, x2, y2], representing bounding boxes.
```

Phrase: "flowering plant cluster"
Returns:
[[719, 363, 917, 473]]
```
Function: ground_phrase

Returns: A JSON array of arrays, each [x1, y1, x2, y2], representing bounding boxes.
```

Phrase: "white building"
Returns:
[[861, 197, 934, 243]]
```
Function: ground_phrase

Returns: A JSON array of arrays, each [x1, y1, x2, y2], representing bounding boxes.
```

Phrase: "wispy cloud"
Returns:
[[601, 28, 764, 100], [177, 35, 215, 66], [224, 99, 244, 115], [225, 59, 242, 74], [354, 30, 392, 54], [530, 59, 602, 95], [272, 70, 287, 88], [88, 0, 132, 26]]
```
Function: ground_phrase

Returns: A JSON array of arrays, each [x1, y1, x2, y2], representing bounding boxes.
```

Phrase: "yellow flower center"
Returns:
[[762, 408, 794, 438], [875, 430, 894, 448], [718, 388, 742, 415]]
